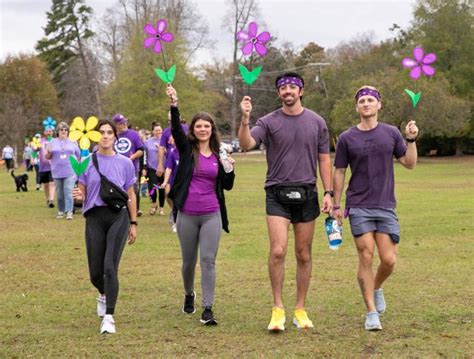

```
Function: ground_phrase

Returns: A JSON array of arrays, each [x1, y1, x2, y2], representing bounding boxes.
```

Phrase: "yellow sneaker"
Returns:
[[267, 307, 285, 331], [293, 309, 314, 329]]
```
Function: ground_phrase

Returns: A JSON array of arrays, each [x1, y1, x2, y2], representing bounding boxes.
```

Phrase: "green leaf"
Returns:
[[239, 64, 263, 85], [155, 65, 177, 83], [69, 155, 90, 176], [78, 156, 90, 175], [167, 64, 177, 83], [404, 89, 422, 108], [155, 68, 169, 83]]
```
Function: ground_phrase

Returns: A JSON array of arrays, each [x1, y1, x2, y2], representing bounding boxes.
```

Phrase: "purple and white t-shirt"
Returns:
[[144, 137, 161, 170], [164, 146, 179, 187], [39, 138, 52, 172], [114, 129, 144, 171], [251, 108, 330, 188], [79, 153, 136, 215], [334, 122, 407, 209], [182, 153, 219, 215], [49, 138, 80, 179]]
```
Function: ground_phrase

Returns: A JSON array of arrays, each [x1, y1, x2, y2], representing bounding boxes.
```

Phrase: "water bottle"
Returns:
[[325, 216, 342, 250], [219, 144, 233, 173]]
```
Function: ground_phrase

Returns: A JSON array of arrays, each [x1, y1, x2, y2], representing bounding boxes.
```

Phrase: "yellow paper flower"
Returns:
[[69, 116, 101, 150], [31, 137, 42, 150]]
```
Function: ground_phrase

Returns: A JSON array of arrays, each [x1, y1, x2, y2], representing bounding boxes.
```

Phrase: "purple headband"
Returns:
[[355, 88, 381, 102], [276, 76, 304, 89]]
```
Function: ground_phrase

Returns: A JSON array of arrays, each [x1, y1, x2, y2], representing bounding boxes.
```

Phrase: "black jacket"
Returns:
[[168, 106, 235, 233]]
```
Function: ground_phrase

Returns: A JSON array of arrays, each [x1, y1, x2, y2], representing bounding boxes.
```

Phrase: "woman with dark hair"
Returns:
[[143, 123, 166, 215], [166, 84, 235, 325], [72, 119, 137, 334]]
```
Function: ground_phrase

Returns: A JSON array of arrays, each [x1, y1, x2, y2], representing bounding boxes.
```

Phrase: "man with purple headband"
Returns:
[[333, 85, 418, 331], [239, 72, 332, 332]]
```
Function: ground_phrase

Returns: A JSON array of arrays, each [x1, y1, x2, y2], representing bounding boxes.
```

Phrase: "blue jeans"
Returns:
[[54, 176, 76, 213]]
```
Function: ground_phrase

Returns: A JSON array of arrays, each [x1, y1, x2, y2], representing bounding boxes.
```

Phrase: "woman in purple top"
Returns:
[[73, 119, 138, 335], [166, 84, 235, 326], [45, 122, 80, 219], [144, 123, 166, 215]]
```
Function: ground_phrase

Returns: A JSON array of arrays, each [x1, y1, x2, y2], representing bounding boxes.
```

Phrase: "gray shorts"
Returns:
[[348, 208, 400, 244]]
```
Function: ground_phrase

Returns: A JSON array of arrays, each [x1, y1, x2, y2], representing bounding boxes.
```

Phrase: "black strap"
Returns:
[[92, 153, 104, 178]]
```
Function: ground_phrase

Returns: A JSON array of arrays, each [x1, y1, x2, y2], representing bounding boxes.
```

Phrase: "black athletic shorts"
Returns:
[[265, 185, 320, 223], [39, 171, 53, 184]]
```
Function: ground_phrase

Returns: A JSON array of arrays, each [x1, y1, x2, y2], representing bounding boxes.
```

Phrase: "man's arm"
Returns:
[[238, 96, 257, 151], [332, 167, 346, 225], [318, 153, 332, 213], [398, 142, 417, 169], [130, 149, 143, 161], [398, 120, 418, 169]]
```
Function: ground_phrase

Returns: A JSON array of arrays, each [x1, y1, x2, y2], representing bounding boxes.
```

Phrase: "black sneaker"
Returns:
[[48, 200, 55, 208], [182, 291, 196, 314], [200, 306, 217, 326]]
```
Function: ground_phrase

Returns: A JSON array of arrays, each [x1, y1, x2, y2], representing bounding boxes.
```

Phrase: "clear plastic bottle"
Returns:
[[219, 144, 233, 173], [325, 216, 343, 250]]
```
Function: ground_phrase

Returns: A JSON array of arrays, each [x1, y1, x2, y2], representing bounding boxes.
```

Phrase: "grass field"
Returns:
[[1, 154, 473, 358]]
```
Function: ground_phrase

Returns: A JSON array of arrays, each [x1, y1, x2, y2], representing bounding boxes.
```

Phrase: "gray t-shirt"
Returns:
[[334, 122, 407, 208], [251, 108, 330, 188]]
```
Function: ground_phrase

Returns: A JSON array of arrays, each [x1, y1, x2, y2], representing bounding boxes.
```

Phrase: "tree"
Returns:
[[0, 55, 59, 154], [36, 0, 102, 115], [223, 0, 260, 139], [101, 0, 219, 128], [330, 68, 470, 153]]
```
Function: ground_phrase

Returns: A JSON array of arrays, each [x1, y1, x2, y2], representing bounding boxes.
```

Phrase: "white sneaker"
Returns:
[[172, 224, 177, 232], [100, 314, 116, 334], [56, 212, 64, 219], [66, 212, 73, 220], [97, 295, 106, 318]]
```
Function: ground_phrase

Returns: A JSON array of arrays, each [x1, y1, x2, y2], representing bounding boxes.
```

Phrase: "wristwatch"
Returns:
[[130, 221, 138, 226], [324, 190, 334, 197]]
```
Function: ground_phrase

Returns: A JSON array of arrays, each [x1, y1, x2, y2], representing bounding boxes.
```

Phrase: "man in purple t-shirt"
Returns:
[[333, 85, 419, 331], [238, 72, 333, 332], [112, 114, 144, 216]]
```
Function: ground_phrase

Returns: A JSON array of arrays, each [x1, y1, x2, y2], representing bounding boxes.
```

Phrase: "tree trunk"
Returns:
[[455, 138, 464, 156]]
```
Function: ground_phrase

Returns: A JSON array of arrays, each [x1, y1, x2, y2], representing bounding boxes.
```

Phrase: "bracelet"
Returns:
[[241, 122, 250, 127], [324, 190, 334, 197], [406, 137, 417, 143], [333, 205, 341, 210], [130, 221, 138, 226]]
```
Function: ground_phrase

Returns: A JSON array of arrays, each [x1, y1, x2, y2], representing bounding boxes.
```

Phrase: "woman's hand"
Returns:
[[128, 225, 137, 245], [166, 84, 178, 106], [72, 187, 83, 202]]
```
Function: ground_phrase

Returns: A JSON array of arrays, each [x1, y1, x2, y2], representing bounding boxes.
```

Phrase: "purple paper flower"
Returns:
[[402, 47, 437, 80], [144, 19, 174, 53], [236, 22, 271, 57]]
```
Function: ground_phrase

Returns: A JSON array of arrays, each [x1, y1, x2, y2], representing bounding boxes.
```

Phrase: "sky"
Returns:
[[0, 0, 416, 65]]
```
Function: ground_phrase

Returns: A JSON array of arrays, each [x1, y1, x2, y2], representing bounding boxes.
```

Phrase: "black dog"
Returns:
[[11, 170, 29, 192]]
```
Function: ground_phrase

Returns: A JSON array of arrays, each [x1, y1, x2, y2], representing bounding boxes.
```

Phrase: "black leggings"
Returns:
[[85, 206, 129, 315], [147, 167, 165, 207]]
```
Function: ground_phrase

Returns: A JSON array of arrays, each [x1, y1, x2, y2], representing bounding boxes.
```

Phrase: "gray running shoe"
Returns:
[[365, 311, 382, 331], [374, 288, 386, 314]]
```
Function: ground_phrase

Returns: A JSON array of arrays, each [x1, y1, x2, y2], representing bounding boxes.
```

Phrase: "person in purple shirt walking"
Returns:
[[166, 84, 235, 326], [239, 72, 333, 332], [45, 122, 80, 219], [39, 128, 56, 208], [143, 123, 165, 215], [161, 138, 179, 231], [333, 85, 418, 331], [73, 119, 137, 335], [112, 114, 144, 217]]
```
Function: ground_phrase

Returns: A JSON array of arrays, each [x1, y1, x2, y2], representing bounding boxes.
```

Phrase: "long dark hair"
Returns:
[[187, 112, 220, 167]]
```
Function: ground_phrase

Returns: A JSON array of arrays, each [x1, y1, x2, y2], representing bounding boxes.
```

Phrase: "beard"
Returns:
[[282, 95, 298, 107]]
